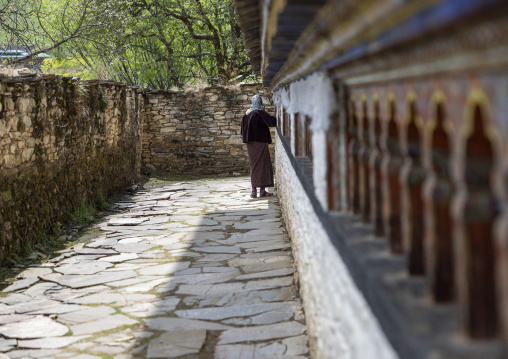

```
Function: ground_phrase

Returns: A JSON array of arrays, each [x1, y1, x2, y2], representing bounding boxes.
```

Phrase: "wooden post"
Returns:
[[383, 99, 404, 254], [305, 116, 313, 161], [370, 98, 385, 236], [348, 99, 361, 214], [360, 99, 372, 223], [402, 99, 426, 275], [455, 102, 500, 338], [424, 101, 456, 302]]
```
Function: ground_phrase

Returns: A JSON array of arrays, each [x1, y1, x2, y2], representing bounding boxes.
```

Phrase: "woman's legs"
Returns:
[[251, 187, 257, 198]]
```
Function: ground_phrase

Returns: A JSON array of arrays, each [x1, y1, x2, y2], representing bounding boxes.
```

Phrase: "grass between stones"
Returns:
[[86, 323, 141, 341], [147, 245, 163, 251]]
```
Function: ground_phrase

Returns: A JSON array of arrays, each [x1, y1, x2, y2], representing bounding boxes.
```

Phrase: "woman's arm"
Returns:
[[260, 111, 277, 127]]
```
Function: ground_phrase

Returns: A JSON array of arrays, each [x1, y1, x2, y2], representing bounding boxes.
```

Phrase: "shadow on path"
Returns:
[[0, 177, 310, 359]]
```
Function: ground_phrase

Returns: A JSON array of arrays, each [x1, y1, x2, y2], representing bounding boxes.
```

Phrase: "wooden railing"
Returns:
[[278, 81, 508, 348], [337, 85, 505, 343]]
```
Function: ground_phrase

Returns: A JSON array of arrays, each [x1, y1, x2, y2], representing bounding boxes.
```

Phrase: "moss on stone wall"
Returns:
[[0, 76, 143, 266]]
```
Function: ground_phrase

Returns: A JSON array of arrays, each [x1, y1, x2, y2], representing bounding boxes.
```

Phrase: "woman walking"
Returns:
[[241, 95, 277, 198]]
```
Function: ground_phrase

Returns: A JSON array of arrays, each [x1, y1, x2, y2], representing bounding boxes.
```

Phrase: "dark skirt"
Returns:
[[247, 141, 274, 188]]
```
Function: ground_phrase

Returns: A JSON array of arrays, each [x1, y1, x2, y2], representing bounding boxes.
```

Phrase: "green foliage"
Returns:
[[71, 191, 110, 225], [70, 200, 95, 225], [88, 0, 253, 88], [41, 58, 94, 79], [99, 94, 109, 112], [88, 88, 109, 113], [95, 190, 110, 210], [1, 0, 253, 89]]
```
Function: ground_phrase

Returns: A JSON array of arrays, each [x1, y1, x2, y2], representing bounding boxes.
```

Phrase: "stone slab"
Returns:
[[23, 282, 60, 298], [69, 292, 155, 306], [57, 306, 116, 324], [10, 299, 62, 314], [235, 268, 294, 281], [162, 243, 192, 251], [2, 278, 39, 292], [122, 297, 180, 317], [0, 337, 16, 352], [17, 335, 90, 349], [57, 255, 107, 265], [40, 270, 137, 288], [0, 314, 34, 325], [55, 260, 113, 275], [175, 302, 296, 321], [171, 272, 235, 285], [74, 248, 118, 255], [138, 261, 190, 276], [70, 314, 138, 335], [3, 349, 62, 358], [0, 316, 69, 339], [17, 267, 53, 279], [218, 322, 306, 345], [244, 277, 294, 290], [108, 217, 149, 226], [45, 285, 108, 302], [189, 287, 295, 308], [223, 308, 295, 325], [147, 330, 206, 358], [28, 303, 84, 315], [193, 246, 241, 254], [120, 278, 169, 293], [107, 275, 161, 288], [147, 317, 231, 331], [113, 243, 157, 253], [99, 253, 139, 263], [86, 237, 118, 248], [196, 254, 237, 262]]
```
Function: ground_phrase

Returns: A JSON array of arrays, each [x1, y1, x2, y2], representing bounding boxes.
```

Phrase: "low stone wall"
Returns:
[[0, 75, 143, 265], [142, 84, 274, 175]]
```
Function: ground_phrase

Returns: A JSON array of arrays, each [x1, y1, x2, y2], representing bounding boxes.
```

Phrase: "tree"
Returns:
[[0, 0, 254, 89], [0, 0, 42, 50], [0, 0, 123, 63], [91, 0, 252, 88]]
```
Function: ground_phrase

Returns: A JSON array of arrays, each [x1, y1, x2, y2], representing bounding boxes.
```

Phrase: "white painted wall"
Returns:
[[273, 73, 398, 359], [273, 72, 336, 210]]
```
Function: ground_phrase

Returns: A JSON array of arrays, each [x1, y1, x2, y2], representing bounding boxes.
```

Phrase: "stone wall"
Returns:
[[142, 84, 274, 175], [0, 75, 143, 265]]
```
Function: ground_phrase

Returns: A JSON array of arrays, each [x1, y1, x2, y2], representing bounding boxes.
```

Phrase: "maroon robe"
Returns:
[[241, 110, 277, 187]]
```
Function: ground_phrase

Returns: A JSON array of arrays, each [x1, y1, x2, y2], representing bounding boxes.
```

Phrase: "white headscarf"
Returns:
[[246, 94, 264, 115]]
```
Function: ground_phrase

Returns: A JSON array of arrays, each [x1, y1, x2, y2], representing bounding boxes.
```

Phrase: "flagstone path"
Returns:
[[0, 177, 309, 359]]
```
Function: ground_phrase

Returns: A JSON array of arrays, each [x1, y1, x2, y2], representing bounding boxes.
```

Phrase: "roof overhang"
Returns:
[[236, 0, 506, 91], [234, 0, 325, 87]]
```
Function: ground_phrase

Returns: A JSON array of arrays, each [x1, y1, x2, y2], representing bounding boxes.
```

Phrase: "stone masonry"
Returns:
[[142, 84, 274, 175], [0, 74, 143, 266]]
